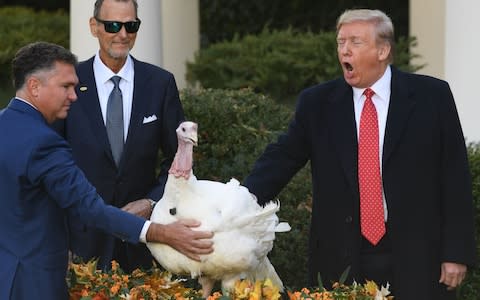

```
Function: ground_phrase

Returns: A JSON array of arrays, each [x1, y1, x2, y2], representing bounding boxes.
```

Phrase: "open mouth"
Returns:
[[344, 62, 353, 72]]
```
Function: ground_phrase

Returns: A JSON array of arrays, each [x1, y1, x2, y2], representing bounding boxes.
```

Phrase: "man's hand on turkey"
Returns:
[[121, 198, 153, 219], [146, 220, 214, 261]]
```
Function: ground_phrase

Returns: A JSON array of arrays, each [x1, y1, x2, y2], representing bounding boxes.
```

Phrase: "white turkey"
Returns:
[[147, 121, 290, 297]]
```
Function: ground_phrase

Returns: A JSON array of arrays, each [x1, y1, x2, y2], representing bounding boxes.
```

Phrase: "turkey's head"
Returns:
[[169, 121, 198, 179], [176, 121, 198, 147]]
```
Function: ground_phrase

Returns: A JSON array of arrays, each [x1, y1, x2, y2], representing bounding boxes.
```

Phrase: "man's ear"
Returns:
[[26, 76, 41, 98], [378, 43, 391, 61], [89, 17, 98, 37]]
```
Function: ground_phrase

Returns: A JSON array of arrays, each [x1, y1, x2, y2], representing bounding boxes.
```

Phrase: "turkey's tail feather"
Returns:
[[275, 222, 291, 232], [254, 257, 285, 292]]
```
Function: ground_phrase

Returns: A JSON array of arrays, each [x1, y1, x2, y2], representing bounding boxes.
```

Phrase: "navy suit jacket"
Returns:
[[0, 99, 146, 299], [244, 67, 476, 299], [53, 56, 184, 271]]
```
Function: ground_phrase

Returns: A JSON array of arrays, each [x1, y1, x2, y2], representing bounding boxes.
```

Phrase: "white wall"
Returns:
[[70, 0, 199, 89], [409, 0, 445, 79], [410, 0, 479, 143], [444, 0, 480, 144]]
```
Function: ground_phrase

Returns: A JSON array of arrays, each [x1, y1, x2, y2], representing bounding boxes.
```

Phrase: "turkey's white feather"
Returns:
[[147, 121, 290, 295]]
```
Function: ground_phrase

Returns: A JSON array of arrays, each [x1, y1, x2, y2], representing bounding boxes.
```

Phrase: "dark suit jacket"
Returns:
[[244, 67, 476, 299], [53, 56, 184, 271], [0, 99, 146, 300]]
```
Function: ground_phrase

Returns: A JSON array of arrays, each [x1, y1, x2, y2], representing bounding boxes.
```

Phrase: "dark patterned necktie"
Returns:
[[106, 76, 124, 167]]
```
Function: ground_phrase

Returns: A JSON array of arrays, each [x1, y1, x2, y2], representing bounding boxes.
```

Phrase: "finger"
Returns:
[[179, 219, 201, 227], [185, 253, 202, 262], [194, 239, 214, 250], [439, 270, 446, 284], [194, 230, 214, 239]]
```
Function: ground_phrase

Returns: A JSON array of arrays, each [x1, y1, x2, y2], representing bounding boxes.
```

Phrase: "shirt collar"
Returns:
[[352, 65, 392, 102], [15, 96, 38, 110], [93, 51, 134, 84]]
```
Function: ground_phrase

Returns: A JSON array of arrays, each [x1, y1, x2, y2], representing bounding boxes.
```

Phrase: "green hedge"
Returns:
[[186, 28, 422, 104], [181, 88, 480, 296], [458, 143, 480, 299], [0, 6, 69, 84], [199, 1, 409, 47]]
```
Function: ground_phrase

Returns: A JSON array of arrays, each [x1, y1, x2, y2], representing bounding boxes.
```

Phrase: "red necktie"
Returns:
[[358, 88, 385, 245]]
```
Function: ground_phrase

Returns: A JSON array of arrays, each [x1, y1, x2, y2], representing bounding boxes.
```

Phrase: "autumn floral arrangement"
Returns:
[[67, 260, 393, 300]]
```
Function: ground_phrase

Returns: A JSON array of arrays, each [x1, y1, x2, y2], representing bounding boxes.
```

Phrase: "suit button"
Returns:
[[345, 216, 353, 223]]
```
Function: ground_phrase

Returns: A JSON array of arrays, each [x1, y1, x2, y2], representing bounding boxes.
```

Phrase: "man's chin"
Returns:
[[109, 49, 130, 60], [57, 111, 69, 120]]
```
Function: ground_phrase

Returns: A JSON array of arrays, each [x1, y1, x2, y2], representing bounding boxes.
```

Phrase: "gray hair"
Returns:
[[337, 9, 395, 63], [94, 0, 138, 19], [12, 42, 77, 90]]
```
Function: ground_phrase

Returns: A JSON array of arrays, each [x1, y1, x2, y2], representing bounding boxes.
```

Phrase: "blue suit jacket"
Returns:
[[53, 56, 184, 271], [244, 67, 476, 299], [0, 99, 146, 299]]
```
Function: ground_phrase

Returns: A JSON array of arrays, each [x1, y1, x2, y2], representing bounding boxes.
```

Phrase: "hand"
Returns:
[[121, 198, 153, 219], [439, 262, 467, 290], [146, 219, 214, 262]]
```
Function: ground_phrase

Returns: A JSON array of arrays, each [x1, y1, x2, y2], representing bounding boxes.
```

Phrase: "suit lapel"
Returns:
[[76, 58, 115, 165], [382, 68, 416, 167], [328, 81, 359, 196], [121, 59, 151, 168]]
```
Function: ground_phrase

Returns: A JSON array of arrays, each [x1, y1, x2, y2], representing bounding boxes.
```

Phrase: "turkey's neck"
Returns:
[[169, 140, 193, 179]]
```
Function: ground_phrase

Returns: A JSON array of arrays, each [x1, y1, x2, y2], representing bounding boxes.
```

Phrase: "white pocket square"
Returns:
[[142, 115, 157, 124]]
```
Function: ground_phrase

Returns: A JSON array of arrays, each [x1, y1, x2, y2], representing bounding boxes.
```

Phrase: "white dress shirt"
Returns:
[[352, 65, 392, 221], [93, 52, 151, 242], [93, 52, 134, 142]]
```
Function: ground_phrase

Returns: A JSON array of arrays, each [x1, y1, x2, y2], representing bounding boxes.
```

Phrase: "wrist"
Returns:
[[146, 223, 165, 243], [148, 199, 157, 210]]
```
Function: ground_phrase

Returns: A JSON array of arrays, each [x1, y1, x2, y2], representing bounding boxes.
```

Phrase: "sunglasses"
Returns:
[[95, 17, 141, 33]]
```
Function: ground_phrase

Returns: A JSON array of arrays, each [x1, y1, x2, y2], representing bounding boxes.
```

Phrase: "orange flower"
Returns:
[[364, 280, 379, 296], [207, 291, 223, 300], [111, 260, 119, 272], [92, 291, 108, 300], [110, 283, 121, 295]]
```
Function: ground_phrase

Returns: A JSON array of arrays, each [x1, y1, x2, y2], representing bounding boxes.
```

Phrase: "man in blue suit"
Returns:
[[0, 42, 213, 299], [244, 9, 476, 299], [53, 0, 186, 272]]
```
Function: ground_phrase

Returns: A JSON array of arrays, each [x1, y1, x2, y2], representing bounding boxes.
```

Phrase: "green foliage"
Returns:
[[181, 88, 291, 180], [181, 88, 312, 289], [0, 0, 68, 11], [0, 84, 15, 108], [457, 143, 480, 299], [0, 6, 69, 84], [186, 28, 422, 104], [199, 0, 409, 47]]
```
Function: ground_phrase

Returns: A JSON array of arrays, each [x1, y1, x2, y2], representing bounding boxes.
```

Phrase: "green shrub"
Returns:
[[458, 143, 480, 299], [181, 88, 312, 289], [0, 6, 69, 84], [180, 88, 480, 293], [199, 1, 409, 47], [186, 28, 422, 104]]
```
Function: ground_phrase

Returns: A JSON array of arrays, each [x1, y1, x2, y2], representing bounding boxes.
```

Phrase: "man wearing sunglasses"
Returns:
[[53, 0, 188, 273]]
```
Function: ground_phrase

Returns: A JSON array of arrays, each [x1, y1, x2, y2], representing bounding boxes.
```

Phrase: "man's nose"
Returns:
[[70, 88, 78, 102], [338, 42, 351, 55], [117, 25, 128, 38]]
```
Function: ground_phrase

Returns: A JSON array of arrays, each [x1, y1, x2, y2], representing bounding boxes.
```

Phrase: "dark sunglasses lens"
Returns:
[[124, 21, 140, 33], [104, 21, 122, 33]]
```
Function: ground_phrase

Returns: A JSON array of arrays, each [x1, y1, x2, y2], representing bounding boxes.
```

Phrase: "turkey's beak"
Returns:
[[189, 134, 198, 146]]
